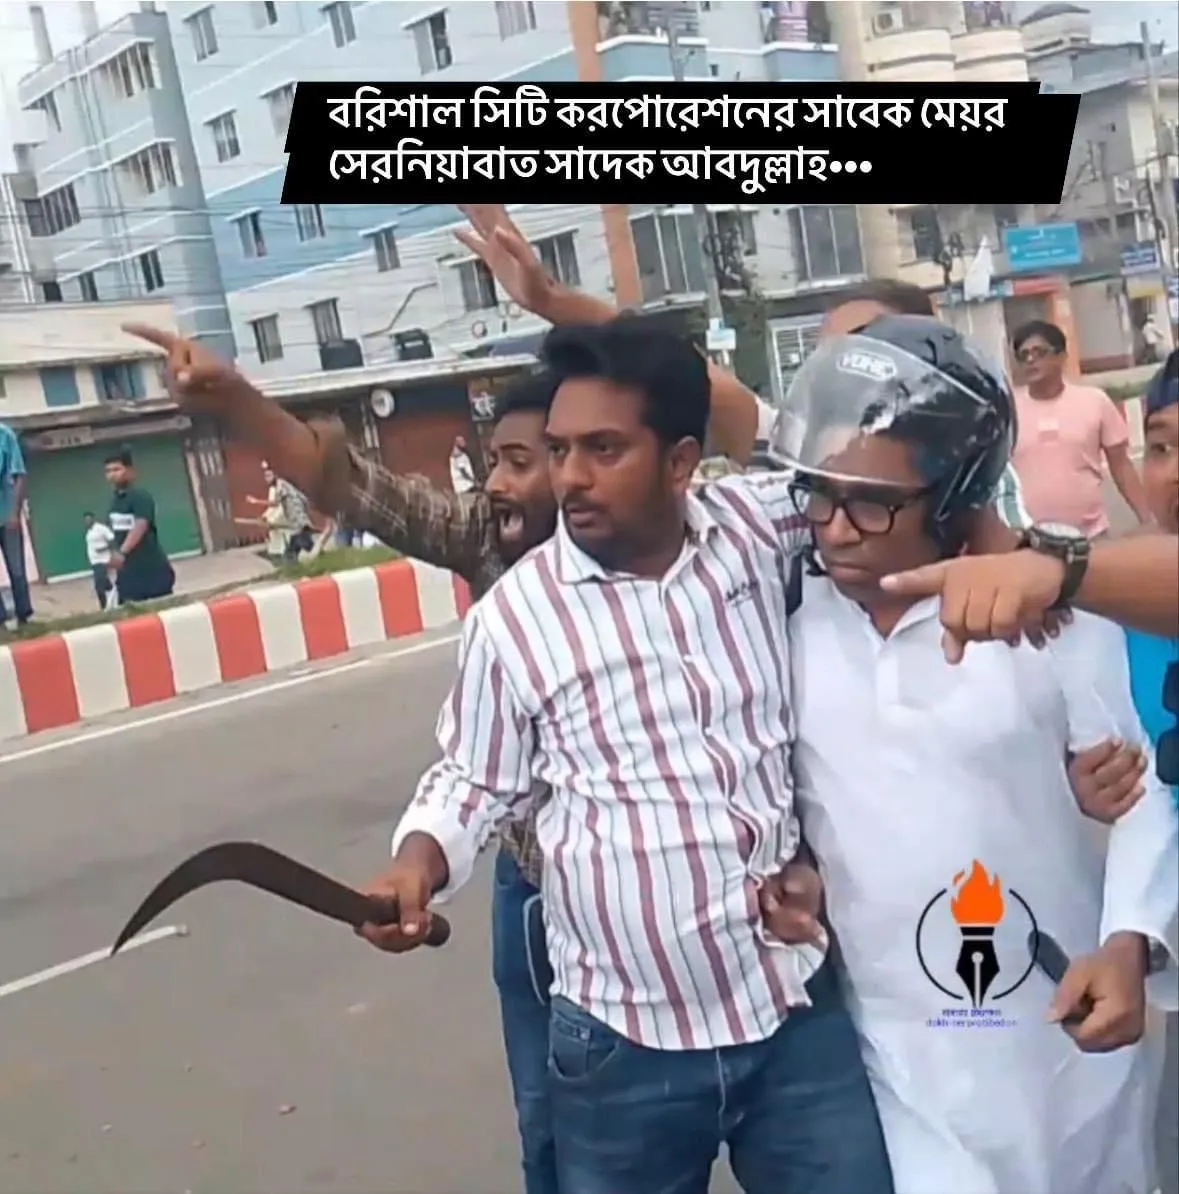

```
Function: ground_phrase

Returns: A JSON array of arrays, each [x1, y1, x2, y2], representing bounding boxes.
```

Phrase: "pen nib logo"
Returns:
[[950, 860, 1005, 1007]]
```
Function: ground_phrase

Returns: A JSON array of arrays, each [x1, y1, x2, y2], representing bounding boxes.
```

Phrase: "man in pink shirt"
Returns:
[[1011, 320, 1151, 537]]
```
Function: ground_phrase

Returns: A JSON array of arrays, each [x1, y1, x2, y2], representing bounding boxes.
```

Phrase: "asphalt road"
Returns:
[[0, 631, 544, 1194], [0, 473, 1173, 1194]]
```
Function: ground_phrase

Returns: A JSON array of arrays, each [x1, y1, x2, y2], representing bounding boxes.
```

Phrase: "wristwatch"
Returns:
[[1147, 938, 1172, 976], [1018, 523, 1090, 609]]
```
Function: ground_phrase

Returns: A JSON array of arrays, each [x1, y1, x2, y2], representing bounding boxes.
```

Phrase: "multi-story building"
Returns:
[[167, 0, 863, 398], [0, 297, 216, 582], [833, 0, 1175, 373], [1025, 3, 1177, 369], [12, 1, 234, 356]]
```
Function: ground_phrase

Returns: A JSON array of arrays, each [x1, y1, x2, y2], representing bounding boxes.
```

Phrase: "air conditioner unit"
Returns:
[[872, 7, 904, 35]]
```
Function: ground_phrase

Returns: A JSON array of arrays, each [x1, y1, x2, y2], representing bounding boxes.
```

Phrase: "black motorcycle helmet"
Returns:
[[771, 314, 1015, 553]]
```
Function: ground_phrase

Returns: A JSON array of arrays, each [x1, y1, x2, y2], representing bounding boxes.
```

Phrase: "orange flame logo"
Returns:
[[949, 860, 1005, 926]]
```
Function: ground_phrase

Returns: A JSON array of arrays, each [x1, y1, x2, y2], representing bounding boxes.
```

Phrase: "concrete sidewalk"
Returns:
[[17, 547, 279, 622]]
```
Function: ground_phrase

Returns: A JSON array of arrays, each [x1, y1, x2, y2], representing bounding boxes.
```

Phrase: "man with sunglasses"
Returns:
[[777, 313, 1177, 1194], [1011, 320, 1152, 537]]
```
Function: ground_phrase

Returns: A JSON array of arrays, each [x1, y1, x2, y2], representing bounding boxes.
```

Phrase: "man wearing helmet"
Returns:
[[778, 315, 1178, 1194]]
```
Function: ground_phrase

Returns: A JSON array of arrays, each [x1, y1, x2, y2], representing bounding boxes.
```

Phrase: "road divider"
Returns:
[[0, 559, 472, 743]]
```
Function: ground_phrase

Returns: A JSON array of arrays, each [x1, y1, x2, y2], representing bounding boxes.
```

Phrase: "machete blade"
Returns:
[[111, 841, 450, 955]]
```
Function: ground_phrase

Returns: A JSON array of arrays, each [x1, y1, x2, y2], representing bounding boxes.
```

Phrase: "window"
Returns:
[[234, 211, 267, 258], [78, 272, 99, 302], [252, 0, 279, 26], [116, 142, 178, 197], [186, 7, 219, 59], [535, 232, 580, 287], [40, 280, 63, 302], [28, 90, 61, 133], [307, 298, 343, 345], [24, 183, 81, 238], [139, 249, 164, 292], [630, 211, 708, 302], [93, 361, 145, 402], [264, 82, 296, 138], [294, 203, 326, 241], [100, 43, 157, 99], [714, 209, 757, 257], [993, 203, 1020, 231], [787, 205, 864, 281], [208, 112, 241, 163], [367, 226, 400, 272], [411, 11, 453, 73], [249, 315, 284, 363], [323, 1, 357, 46], [495, 0, 536, 38], [40, 366, 81, 408], [457, 259, 498, 311], [904, 206, 942, 262]]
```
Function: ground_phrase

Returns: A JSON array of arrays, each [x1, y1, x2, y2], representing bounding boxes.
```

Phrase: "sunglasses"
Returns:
[[788, 479, 935, 537], [1015, 346, 1058, 364], [1158, 661, 1178, 788]]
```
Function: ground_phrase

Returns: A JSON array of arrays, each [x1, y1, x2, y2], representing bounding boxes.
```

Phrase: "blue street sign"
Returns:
[[1121, 241, 1160, 275], [1003, 223, 1083, 273]]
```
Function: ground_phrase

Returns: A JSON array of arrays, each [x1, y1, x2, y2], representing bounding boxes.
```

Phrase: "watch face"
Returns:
[[1035, 522, 1085, 541]]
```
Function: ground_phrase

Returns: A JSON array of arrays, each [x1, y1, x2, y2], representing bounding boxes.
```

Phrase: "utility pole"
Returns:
[[1095, 139, 1133, 349], [1141, 21, 1178, 277], [826, 1, 902, 279], [666, 20, 728, 364]]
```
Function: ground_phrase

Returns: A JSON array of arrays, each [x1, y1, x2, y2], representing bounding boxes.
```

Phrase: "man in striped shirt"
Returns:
[[372, 320, 896, 1194]]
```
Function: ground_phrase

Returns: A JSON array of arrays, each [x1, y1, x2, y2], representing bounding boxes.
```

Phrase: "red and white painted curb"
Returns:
[[0, 559, 472, 743]]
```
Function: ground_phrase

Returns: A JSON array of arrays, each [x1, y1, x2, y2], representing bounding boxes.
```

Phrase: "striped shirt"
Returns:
[[393, 473, 826, 1051]]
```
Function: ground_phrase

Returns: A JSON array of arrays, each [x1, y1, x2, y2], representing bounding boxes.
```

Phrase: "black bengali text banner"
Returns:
[[281, 81, 1079, 205]]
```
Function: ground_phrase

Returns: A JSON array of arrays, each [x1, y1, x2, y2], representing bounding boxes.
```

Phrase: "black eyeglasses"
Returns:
[[1158, 661, 1178, 788], [787, 479, 934, 537]]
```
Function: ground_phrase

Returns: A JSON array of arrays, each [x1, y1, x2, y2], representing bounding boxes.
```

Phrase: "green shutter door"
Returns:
[[27, 435, 202, 580]]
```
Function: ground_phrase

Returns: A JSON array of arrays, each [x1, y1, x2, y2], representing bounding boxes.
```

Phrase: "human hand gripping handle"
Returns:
[[357, 833, 453, 954]]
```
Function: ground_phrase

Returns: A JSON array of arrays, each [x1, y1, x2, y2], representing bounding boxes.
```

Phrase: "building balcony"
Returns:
[[595, 1, 700, 41], [864, 26, 956, 82], [952, 26, 1028, 82]]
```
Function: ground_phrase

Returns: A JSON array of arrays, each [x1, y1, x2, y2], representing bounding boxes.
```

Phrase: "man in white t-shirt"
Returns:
[[84, 511, 116, 610], [449, 435, 477, 495]]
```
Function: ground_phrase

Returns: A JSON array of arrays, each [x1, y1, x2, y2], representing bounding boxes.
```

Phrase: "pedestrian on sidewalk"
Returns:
[[83, 512, 116, 611], [1011, 320, 1153, 538], [0, 419, 33, 631], [449, 435, 477, 495], [105, 447, 175, 606]]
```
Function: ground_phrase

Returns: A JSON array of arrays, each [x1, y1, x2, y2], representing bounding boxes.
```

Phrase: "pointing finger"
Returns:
[[880, 561, 949, 597], [121, 322, 179, 352]]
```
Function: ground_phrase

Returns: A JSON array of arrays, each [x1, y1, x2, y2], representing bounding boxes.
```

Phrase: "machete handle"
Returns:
[[364, 896, 452, 949]]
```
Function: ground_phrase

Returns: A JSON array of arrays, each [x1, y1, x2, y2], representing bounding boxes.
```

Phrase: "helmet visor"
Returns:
[[770, 333, 1002, 488]]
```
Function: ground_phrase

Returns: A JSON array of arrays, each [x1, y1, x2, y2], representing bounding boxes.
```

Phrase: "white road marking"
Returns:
[[0, 632, 459, 769], [0, 925, 187, 1002]]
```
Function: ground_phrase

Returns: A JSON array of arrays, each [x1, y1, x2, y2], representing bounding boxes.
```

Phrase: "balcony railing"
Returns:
[[761, 1, 829, 44], [596, 1, 700, 40]]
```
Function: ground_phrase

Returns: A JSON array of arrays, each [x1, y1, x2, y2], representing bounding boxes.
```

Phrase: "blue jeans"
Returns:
[[0, 523, 33, 624], [491, 849, 557, 1194], [548, 962, 894, 1194]]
